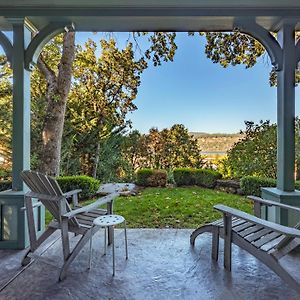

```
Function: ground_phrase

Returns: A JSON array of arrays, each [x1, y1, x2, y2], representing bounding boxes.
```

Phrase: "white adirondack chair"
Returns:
[[190, 196, 300, 293], [21, 170, 119, 280]]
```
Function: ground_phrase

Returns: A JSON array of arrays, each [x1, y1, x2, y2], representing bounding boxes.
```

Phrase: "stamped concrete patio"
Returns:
[[0, 229, 299, 300]]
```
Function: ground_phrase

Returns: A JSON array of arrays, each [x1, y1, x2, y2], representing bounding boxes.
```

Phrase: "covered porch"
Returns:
[[1, 0, 300, 298], [1, 229, 300, 299]]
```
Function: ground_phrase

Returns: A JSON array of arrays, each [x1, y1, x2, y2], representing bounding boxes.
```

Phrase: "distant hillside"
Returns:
[[190, 132, 243, 155]]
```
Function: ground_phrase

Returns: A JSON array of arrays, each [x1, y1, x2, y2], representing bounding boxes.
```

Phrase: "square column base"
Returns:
[[0, 190, 45, 249], [261, 187, 300, 226]]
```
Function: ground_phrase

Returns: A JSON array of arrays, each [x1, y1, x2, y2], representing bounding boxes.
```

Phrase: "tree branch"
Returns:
[[37, 54, 57, 82]]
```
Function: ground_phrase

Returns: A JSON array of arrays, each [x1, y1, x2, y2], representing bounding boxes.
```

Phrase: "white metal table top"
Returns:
[[93, 214, 125, 227]]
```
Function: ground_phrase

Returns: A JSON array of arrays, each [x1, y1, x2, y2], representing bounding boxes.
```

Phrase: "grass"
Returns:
[[46, 186, 252, 228]]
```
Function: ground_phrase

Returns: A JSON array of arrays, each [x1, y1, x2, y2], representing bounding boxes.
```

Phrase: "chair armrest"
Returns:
[[20, 201, 43, 211], [62, 192, 119, 219], [63, 189, 82, 198], [214, 204, 300, 238], [63, 189, 82, 206], [247, 195, 300, 214]]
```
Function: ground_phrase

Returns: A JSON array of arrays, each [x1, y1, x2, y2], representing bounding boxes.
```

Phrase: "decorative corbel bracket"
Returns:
[[234, 19, 283, 71], [0, 31, 13, 65], [25, 22, 75, 71]]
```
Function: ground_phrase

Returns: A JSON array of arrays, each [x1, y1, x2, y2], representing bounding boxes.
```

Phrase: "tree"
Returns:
[[36, 32, 75, 176], [60, 38, 147, 177], [224, 120, 277, 178], [122, 124, 204, 172]]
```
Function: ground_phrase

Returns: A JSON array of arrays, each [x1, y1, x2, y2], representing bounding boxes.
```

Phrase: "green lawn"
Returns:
[[46, 187, 253, 228]]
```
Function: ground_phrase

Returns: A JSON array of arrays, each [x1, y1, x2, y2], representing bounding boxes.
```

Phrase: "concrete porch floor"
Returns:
[[0, 229, 299, 300]]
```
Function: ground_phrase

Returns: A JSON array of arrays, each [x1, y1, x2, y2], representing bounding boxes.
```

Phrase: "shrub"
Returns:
[[174, 168, 222, 187], [56, 175, 100, 199], [173, 168, 196, 186], [194, 169, 222, 188], [136, 169, 167, 187], [0, 180, 12, 192], [240, 176, 276, 197]]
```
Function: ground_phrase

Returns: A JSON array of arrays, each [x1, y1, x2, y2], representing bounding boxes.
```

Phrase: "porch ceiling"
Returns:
[[0, 0, 300, 32]]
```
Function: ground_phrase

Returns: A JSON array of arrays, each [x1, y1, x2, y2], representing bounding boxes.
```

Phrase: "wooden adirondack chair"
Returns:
[[190, 196, 300, 293], [20, 170, 119, 280]]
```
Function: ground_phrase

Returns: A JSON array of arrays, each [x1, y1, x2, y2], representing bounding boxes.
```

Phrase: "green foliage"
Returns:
[[0, 55, 12, 170], [61, 38, 147, 177], [0, 168, 11, 180], [194, 169, 222, 188], [225, 120, 277, 179], [122, 125, 204, 172], [240, 176, 276, 197], [136, 169, 167, 187], [97, 133, 134, 183], [56, 175, 100, 199], [200, 31, 265, 69], [0, 180, 12, 192], [173, 168, 196, 186], [136, 32, 177, 66], [174, 168, 221, 187]]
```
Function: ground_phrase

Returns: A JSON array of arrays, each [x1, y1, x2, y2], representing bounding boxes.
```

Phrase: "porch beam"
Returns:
[[25, 22, 74, 71], [0, 32, 13, 64]]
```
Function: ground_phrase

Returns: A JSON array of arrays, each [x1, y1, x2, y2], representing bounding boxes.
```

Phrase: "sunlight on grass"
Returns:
[[113, 187, 252, 228], [46, 187, 252, 228]]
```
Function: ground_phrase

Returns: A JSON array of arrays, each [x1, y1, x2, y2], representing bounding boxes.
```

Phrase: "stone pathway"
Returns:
[[97, 183, 139, 196]]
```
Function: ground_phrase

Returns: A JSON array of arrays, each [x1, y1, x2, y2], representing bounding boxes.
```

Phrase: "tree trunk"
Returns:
[[92, 142, 100, 179], [37, 32, 75, 176]]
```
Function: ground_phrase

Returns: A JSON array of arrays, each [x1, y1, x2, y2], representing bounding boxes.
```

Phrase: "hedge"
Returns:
[[240, 176, 276, 197], [136, 169, 167, 187], [173, 168, 222, 188], [56, 175, 100, 199], [173, 168, 195, 186], [0, 180, 12, 192]]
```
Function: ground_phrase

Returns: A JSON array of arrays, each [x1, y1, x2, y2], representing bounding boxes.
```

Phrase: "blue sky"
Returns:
[[79, 32, 285, 134], [123, 33, 279, 134]]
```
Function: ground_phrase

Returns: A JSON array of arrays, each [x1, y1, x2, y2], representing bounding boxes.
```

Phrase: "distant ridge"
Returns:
[[190, 132, 241, 138], [189, 132, 243, 154]]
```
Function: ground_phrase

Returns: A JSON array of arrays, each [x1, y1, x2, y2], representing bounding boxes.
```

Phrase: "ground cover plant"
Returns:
[[46, 186, 252, 228]]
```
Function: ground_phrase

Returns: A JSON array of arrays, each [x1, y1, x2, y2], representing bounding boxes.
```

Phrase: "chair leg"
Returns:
[[211, 226, 219, 261], [21, 227, 56, 266], [59, 227, 95, 281], [190, 224, 214, 246], [61, 218, 70, 262], [223, 215, 232, 271]]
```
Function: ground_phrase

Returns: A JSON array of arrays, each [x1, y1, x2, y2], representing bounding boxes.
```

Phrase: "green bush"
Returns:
[[0, 180, 12, 192], [173, 168, 196, 186], [0, 168, 11, 181], [136, 169, 167, 187], [56, 175, 100, 199], [194, 169, 222, 188], [174, 168, 222, 187], [240, 176, 276, 197]]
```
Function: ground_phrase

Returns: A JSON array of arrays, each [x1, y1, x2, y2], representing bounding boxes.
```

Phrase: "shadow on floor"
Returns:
[[0, 229, 299, 300]]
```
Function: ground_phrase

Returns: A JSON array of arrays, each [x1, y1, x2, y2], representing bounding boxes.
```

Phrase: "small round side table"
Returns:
[[89, 214, 128, 276]]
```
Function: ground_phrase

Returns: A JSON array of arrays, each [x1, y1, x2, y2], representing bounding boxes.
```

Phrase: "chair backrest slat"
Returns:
[[21, 170, 79, 227]]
